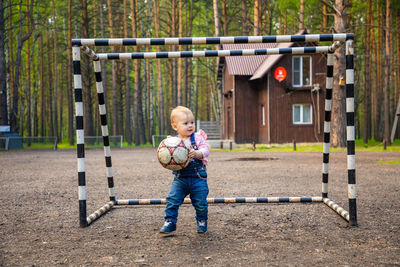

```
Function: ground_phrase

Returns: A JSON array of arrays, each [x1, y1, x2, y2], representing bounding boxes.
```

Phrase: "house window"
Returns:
[[292, 56, 311, 87], [261, 105, 265, 126], [293, 104, 312, 124]]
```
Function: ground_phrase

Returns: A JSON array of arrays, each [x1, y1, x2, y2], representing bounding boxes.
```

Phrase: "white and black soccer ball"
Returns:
[[157, 137, 191, 171]]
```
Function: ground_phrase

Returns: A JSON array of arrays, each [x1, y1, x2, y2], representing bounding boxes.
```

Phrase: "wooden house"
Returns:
[[217, 32, 327, 144]]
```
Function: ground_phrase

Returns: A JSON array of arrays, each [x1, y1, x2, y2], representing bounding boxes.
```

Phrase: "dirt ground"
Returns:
[[0, 148, 399, 266]]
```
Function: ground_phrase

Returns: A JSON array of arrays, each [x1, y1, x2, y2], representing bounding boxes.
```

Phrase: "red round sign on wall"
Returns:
[[274, 66, 287, 82]]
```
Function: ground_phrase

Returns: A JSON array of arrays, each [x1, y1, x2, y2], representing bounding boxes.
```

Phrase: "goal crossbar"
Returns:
[[72, 33, 357, 228], [72, 33, 352, 47]]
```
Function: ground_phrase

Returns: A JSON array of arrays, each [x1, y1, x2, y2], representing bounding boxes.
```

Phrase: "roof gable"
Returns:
[[221, 29, 308, 79], [222, 43, 279, 76]]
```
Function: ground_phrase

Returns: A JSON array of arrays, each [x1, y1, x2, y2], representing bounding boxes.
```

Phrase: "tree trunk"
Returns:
[[123, 0, 132, 145], [213, 0, 221, 37], [222, 0, 227, 36], [154, 0, 164, 135], [254, 0, 260, 35], [265, 0, 273, 35], [147, 0, 153, 141], [283, 9, 287, 35], [171, 0, 177, 107], [186, 0, 193, 109], [331, 0, 347, 147], [383, 0, 390, 145], [67, 0, 74, 144], [33, 77, 38, 137], [322, 3, 327, 33], [363, 0, 372, 143], [26, 0, 31, 142], [10, 0, 34, 133], [99, 0, 108, 137], [396, 11, 400, 138], [212, 0, 222, 122], [194, 58, 199, 120], [81, 0, 94, 138], [177, 0, 182, 106], [0, 0, 8, 126], [51, 0, 58, 142], [47, 28, 54, 138], [117, 59, 123, 136], [131, 0, 144, 145], [39, 34, 45, 136], [299, 0, 304, 31], [374, 0, 383, 141], [183, 1, 189, 106], [92, 0, 100, 137], [390, 17, 395, 128], [107, 0, 118, 136], [241, 0, 248, 36], [7, 0, 14, 123]]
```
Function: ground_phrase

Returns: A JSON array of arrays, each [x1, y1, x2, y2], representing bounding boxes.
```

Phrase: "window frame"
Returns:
[[292, 55, 312, 87], [261, 104, 266, 126], [292, 104, 313, 125]]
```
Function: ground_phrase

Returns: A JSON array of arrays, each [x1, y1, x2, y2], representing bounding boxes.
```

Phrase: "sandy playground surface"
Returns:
[[0, 148, 399, 266]]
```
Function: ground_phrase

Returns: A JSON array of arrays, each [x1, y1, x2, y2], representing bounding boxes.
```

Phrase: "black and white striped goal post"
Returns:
[[72, 33, 357, 227]]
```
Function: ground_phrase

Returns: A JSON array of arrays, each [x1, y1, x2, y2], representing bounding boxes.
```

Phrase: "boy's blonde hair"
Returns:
[[170, 106, 193, 124]]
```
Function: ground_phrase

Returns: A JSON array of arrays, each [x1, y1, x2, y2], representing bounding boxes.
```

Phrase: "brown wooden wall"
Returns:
[[252, 76, 269, 143], [222, 66, 234, 140], [267, 53, 327, 143], [234, 76, 259, 143], [222, 52, 327, 144]]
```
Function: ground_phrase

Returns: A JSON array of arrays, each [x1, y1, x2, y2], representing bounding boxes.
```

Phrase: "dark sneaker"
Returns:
[[160, 221, 176, 236], [196, 220, 207, 233]]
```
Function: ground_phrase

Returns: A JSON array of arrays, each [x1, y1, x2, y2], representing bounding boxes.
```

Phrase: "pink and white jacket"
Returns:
[[182, 129, 210, 166]]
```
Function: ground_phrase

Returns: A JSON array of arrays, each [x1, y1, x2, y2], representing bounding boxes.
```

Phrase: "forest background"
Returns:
[[0, 0, 399, 147]]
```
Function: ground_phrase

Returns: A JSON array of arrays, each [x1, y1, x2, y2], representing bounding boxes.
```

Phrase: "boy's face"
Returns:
[[172, 112, 195, 139]]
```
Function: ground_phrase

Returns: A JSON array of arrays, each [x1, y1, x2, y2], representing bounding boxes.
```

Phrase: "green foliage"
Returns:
[[3, 0, 400, 147], [274, 0, 298, 13]]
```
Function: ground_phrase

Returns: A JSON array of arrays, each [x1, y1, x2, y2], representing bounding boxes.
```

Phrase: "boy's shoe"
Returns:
[[196, 220, 207, 233], [160, 221, 176, 236]]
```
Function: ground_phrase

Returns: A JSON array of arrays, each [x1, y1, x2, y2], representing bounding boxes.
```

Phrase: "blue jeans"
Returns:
[[164, 161, 209, 223]]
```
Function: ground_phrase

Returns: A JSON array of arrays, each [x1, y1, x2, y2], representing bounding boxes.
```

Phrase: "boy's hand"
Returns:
[[188, 149, 203, 160]]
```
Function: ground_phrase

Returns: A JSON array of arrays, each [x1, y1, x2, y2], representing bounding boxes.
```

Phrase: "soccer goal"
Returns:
[[72, 33, 357, 228]]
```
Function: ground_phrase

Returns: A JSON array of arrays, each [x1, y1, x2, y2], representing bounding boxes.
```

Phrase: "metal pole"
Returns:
[[71, 33, 352, 47], [322, 52, 334, 199], [115, 196, 323, 205], [96, 46, 332, 60], [53, 137, 58, 150], [390, 95, 400, 143], [72, 46, 88, 228], [93, 60, 116, 202], [345, 39, 357, 226]]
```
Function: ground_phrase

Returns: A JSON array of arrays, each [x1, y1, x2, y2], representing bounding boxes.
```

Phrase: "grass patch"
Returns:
[[213, 139, 400, 153], [377, 160, 400, 164]]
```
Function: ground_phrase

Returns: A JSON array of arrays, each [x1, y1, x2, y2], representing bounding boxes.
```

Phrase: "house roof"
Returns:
[[222, 43, 279, 76], [221, 29, 307, 80], [250, 42, 294, 80]]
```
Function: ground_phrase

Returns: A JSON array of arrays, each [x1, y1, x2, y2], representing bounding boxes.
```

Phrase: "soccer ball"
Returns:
[[157, 137, 191, 170]]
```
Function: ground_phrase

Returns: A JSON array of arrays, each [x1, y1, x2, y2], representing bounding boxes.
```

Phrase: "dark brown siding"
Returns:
[[222, 66, 234, 139], [254, 76, 269, 143], [269, 53, 326, 143], [222, 48, 327, 144], [234, 76, 259, 143]]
